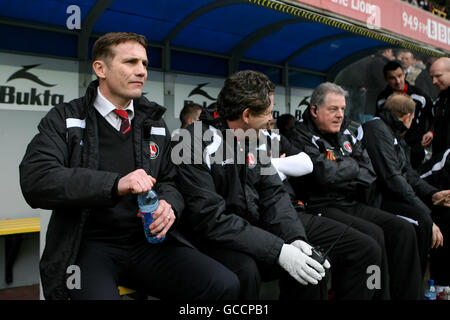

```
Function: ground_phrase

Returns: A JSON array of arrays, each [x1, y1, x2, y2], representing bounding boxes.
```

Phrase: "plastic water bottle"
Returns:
[[137, 190, 165, 243], [424, 279, 436, 300]]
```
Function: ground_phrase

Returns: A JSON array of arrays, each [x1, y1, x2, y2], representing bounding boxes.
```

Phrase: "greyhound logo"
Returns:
[[7, 64, 56, 87], [297, 96, 311, 108], [150, 142, 159, 159], [188, 83, 217, 101]]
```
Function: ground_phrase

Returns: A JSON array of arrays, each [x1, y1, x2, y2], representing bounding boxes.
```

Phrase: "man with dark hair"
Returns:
[[289, 82, 423, 299], [360, 94, 449, 279], [176, 70, 384, 300], [179, 102, 203, 128], [376, 60, 434, 169], [19, 32, 239, 300], [276, 113, 296, 139]]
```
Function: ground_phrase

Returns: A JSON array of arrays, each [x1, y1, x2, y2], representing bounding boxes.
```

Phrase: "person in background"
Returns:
[[422, 57, 450, 164], [399, 50, 438, 99], [376, 61, 434, 169], [276, 113, 296, 139], [266, 118, 275, 130], [180, 102, 203, 128], [419, 57, 450, 294]]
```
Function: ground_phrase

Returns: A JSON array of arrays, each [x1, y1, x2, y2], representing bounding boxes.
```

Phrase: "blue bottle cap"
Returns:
[[137, 190, 158, 212]]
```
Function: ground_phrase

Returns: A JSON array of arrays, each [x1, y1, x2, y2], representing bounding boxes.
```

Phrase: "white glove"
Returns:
[[271, 152, 313, 181], [278, 243, 324, 285], [291, 240, 331, 275]]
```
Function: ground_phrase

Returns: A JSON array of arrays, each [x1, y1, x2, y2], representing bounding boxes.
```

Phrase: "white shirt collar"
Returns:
[[94, 87, 134, 119]]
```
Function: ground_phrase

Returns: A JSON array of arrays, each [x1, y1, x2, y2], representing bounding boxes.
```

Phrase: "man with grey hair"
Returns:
[[288, 82, 423, 299]]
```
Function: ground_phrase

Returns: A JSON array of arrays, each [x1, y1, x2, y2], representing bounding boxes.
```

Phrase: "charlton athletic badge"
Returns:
[[150, 142, 159, 159], [247, 152, 256, 168], [343, 141, 352, 153]]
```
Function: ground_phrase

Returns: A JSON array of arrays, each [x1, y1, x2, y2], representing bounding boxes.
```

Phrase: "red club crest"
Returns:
[[150, 142, 159, 159], [247, 152, 256, 168], [343, 141, 352, 153]]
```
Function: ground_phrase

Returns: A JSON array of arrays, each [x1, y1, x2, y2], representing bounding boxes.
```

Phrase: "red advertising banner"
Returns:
[[291, 0, 450, 52]]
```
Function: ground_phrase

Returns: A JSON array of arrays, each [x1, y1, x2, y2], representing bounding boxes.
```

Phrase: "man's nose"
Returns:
[[136, 63, 147, 77]]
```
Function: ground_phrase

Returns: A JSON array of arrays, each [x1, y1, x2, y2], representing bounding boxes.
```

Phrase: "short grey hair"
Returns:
[[310, 82, 347, 108]]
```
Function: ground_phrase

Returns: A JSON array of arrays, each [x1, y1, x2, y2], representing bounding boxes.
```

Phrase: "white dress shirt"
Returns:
[[93, 87, 135, 131]]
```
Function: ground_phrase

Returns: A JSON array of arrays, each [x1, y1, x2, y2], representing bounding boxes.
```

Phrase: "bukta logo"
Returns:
[[7, 64, 56, 87], [1, 64, 64, 107], [188, 83, 217, 101]]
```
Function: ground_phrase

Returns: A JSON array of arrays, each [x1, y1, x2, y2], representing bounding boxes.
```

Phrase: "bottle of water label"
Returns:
[[424, 279, 436, 300], [137, 190, 165, 244]]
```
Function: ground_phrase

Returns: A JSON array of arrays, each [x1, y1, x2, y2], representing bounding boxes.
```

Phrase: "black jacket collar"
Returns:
[[440, 87, 450, 99], [379, 110, 408, 136], [199, 107, 230, 132]]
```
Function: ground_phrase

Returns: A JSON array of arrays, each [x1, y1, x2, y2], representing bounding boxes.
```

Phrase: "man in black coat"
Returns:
[[419, 57, 450, 291], [175, 70, 383, 300], [422, 57, 450, 176], [289, 82, 422, 299], [360, 94, 449, 280], [19, 32, 239, 300], [376, 61, 434, 169]]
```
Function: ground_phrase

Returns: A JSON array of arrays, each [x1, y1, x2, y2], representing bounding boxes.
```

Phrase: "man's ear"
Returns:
[[242, 108, 251, 124], [398, 113, 411, 125], [92, 60, 107, 80], [310, 105, 318, 118]]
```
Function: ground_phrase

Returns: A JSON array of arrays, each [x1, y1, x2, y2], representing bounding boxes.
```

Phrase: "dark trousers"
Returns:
[[314, 202, 422, 300], [201, 213, 383, 300], [381, 200, 433, 276], [69, 237, 240, 300], [430, 206, 450, 286]]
